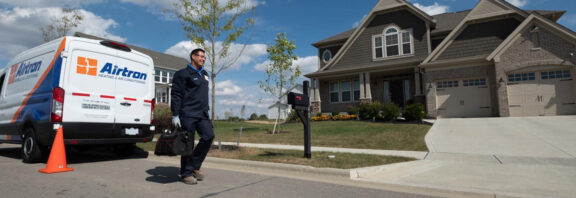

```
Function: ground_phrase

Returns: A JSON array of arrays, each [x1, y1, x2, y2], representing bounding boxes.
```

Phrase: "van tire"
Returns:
[[22, 128, 48, 163]]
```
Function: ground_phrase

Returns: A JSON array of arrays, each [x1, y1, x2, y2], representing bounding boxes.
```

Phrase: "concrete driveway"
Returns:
[[425, 116, 576, 158]]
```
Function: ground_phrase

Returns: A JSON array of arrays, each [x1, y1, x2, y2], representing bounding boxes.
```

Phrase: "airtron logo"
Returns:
[[76, 56, 147, 84], [8, 61, 43, 84], [77, 56, 98, 76]]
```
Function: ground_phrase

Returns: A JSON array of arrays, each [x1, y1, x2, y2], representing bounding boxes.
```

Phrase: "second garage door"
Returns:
[[507, 69, 576, 116], [436, 78, 492, 118]]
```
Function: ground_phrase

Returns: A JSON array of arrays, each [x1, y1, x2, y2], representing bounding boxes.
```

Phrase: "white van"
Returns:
[[0, 36, 155, 163]]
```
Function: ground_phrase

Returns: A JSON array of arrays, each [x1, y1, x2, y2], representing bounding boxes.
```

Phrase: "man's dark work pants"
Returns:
[[180, 117, 214, 178]]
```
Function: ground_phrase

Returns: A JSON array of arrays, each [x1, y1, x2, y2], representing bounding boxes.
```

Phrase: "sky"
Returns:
[[1, 0, 575, 119]]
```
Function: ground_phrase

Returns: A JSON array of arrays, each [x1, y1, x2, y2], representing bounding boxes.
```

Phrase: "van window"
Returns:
[[0, 74, 5, 96]]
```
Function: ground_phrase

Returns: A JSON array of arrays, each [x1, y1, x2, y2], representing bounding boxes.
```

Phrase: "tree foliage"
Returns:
[[258, 33, 300, 134], [171, 0, 255, 124], [40, 8, 83, 42]]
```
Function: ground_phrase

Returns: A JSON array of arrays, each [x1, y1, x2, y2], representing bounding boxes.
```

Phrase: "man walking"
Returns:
[[171, 48, 214, 185]]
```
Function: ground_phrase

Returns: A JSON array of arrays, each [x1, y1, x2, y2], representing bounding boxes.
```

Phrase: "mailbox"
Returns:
[[287, 92, 309, 110]]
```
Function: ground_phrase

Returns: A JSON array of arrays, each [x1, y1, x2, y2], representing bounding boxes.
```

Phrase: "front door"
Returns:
[[389, 80, 405, 107]]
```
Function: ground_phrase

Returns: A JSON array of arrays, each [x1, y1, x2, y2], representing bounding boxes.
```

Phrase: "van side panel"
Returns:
[[0, 38, 65, 144]]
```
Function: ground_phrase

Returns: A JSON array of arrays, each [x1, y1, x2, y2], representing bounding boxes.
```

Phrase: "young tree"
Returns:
[[171, 0, 255, 125], [258, 33, 300, 134], [40, 8, 84, 42]]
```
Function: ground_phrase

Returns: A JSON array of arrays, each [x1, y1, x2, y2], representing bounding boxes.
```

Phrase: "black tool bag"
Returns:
[[154, 128, 193, 156]]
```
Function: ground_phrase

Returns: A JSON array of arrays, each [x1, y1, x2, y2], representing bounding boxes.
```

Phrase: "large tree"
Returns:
[[258, 33, 300, 134], [40, 8, 83, 42], [171, 0, 255, 125]]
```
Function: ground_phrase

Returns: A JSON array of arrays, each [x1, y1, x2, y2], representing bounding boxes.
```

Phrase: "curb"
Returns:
[[146, 151, 350, 178]]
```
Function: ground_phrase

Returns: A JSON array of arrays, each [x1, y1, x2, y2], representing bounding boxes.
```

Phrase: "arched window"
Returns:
[[385, 27, 399, 56], [372, 25, 413, 59]]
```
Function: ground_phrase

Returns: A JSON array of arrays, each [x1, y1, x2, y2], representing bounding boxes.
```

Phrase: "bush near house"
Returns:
[[153, 103, 172, 133], [359, 101, 382, 120], [382, 103, 401, 121], [404, 103, 426, 122]]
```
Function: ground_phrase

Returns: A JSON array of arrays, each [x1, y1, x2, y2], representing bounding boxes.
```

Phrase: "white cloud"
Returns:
[[295, 56, 319, 75], [413, 2, 449, 15], [506, 0, 528, 8], [0, 7, 123, 60], [164, 40, 267, 71], [216, 80, 243, 96], [0, 0, 102, 7], [119, 0, 263, 19]]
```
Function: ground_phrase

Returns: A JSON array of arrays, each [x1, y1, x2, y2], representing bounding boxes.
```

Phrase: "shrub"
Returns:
[[249, 113, 258, 120], [227, 116, 240, 122], [358, 102, 382, 120], [347, 106, 359, 115], [153, 103, 172, 132], [287, 110, 299, 122], [331, 111, 340, 116], [258, 114, 268, 120], [404, 103, 426, 122], [315, 112, 322, 117], [382, 103, 401, 121]]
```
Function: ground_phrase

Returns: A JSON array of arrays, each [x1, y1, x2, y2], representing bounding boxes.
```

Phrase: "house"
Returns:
[[267, 84, 303, 120], [305, 0, 576, 118], [74, 32, 189, 105]]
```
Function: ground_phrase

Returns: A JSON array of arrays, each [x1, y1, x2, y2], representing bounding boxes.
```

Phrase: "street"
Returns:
[[0, 144, 439, 198]]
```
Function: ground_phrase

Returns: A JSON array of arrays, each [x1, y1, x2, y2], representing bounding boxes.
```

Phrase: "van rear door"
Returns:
[[63, 41, 117, 124], [113, 50, 154, 125]]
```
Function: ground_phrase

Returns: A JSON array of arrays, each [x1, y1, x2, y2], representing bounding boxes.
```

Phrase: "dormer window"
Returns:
[[373, 26, 413, 59], [322, 49, 332, 63]]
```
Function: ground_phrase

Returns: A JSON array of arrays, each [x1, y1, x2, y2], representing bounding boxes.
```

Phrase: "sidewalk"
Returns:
[[202, 142, 576, 198]]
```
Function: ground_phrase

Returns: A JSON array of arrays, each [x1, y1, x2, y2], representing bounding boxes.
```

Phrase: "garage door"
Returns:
[[507, 69, 576, 116], [436, 78, 492, 118]]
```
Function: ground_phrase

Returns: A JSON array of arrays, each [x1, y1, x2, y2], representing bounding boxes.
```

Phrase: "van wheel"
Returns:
[[113, 143, 136, 157], [22, 128, 48, 163]]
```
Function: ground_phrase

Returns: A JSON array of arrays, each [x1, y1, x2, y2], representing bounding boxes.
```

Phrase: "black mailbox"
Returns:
[[287, 92, 309, 110]]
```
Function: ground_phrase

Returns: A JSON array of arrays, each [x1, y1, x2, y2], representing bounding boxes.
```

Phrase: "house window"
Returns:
[[436, 80, 459, 89], [341, 81, 351, 102], [322, 49, 332, 63], [541, 70, 571, 80], [463, 78, 487, 87], [353, 80, 360, 101], [373, 36, 384, 58], [330, 82, 339, 103], [373, 26, 413, 59], [162, 71, 168, 83], [155, 70, 160, 82], [508, 72, 535, 82], [402, 32, 412, 54], [385, 28, 400, 56]]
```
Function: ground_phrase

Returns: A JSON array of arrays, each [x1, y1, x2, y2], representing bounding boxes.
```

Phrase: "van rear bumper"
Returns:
[[37, 122, 154, 146]]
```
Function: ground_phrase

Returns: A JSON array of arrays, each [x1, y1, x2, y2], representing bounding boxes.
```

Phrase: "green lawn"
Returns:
[[212, 120, 430, 151]]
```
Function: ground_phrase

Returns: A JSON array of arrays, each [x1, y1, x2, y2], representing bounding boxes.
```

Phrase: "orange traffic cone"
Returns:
[[39, 126, 73, 174]]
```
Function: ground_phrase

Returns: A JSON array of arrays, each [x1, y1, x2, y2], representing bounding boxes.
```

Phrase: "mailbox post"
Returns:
[[287, 81, 311, 159]]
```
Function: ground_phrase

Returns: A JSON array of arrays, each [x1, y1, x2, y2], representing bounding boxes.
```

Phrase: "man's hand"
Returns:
[[172, 116, 182, 128]]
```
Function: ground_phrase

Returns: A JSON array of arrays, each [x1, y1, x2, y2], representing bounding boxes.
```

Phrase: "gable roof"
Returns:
[[421, 0, 532, 66], [74, 32, 188, 71], [487, 12, 576, 62], [316, 0, 434, 72]]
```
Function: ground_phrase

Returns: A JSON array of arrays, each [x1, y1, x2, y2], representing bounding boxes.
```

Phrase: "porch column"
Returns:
[[310, 78, 321, 114], [414, 68, 421, 96], [359, 73, 365, 99], [361, 72, 372, 103]]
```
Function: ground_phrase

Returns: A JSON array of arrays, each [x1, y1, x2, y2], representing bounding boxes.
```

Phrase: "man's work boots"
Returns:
[[193, 170, 204, 181], [181, 176, 197, 185]]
